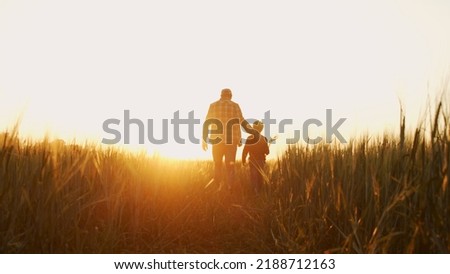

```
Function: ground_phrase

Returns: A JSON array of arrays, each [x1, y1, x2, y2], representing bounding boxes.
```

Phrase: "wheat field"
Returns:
[[0, 102, 449, 253]]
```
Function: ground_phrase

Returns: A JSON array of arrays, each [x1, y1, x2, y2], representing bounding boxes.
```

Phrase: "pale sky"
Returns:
[[1, 0, 449, 159]]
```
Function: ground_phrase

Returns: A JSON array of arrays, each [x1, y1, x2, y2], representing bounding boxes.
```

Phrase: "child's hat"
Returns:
[[253, 120, 264, 132]]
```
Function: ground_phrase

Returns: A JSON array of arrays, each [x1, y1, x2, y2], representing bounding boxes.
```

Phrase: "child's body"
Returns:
[[242, 121, 269, 193]]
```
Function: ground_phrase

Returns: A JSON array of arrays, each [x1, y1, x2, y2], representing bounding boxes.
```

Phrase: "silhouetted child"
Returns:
[[242, 120, 269, 193]]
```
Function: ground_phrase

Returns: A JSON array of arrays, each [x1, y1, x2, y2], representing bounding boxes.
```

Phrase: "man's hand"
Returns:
[[202, 140, 208, 151]]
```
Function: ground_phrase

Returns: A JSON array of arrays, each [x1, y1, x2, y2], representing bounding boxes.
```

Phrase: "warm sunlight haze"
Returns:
[[2, 0, 450, 260], [1, 0, 449, 159]]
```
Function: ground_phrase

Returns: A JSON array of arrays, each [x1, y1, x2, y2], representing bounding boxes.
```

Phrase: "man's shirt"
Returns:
[[205, 98, 244, 145]]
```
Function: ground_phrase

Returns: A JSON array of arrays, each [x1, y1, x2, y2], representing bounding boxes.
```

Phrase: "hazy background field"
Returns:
[[2, 0, 450, 160]]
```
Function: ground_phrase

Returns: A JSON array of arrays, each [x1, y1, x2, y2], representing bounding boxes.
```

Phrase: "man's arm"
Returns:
[[264, 136, 270, 155], [202, 122, 209, 144], [236, 104, 257, 135], [241, 120, 257, 135], [202, 105, 213, 151]]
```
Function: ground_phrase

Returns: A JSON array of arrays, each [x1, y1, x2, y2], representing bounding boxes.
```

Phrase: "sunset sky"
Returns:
[[1, 0, 449, 159]]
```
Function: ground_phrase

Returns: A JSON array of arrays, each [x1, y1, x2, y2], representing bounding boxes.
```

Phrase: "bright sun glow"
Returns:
[[1, 0, 450, 159]]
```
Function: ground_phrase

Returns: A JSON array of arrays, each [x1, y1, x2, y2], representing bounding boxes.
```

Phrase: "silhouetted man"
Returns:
[[202, 88, 253, 190]]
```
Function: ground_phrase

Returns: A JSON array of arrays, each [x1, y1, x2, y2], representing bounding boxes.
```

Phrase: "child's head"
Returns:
[[252, 120, 264, 133]]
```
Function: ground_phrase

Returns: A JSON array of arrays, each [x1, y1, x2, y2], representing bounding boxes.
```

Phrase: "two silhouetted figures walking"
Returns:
[[202, 88, 269, 193]]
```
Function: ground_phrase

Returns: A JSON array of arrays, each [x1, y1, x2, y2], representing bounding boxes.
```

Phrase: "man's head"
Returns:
[[220, 88, 232, 100], [252, 120, 264, 133]]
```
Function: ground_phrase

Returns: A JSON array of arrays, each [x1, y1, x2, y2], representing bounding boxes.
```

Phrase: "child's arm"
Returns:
[[264, 137, 270, 155], [242, 143, 249, 164]]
